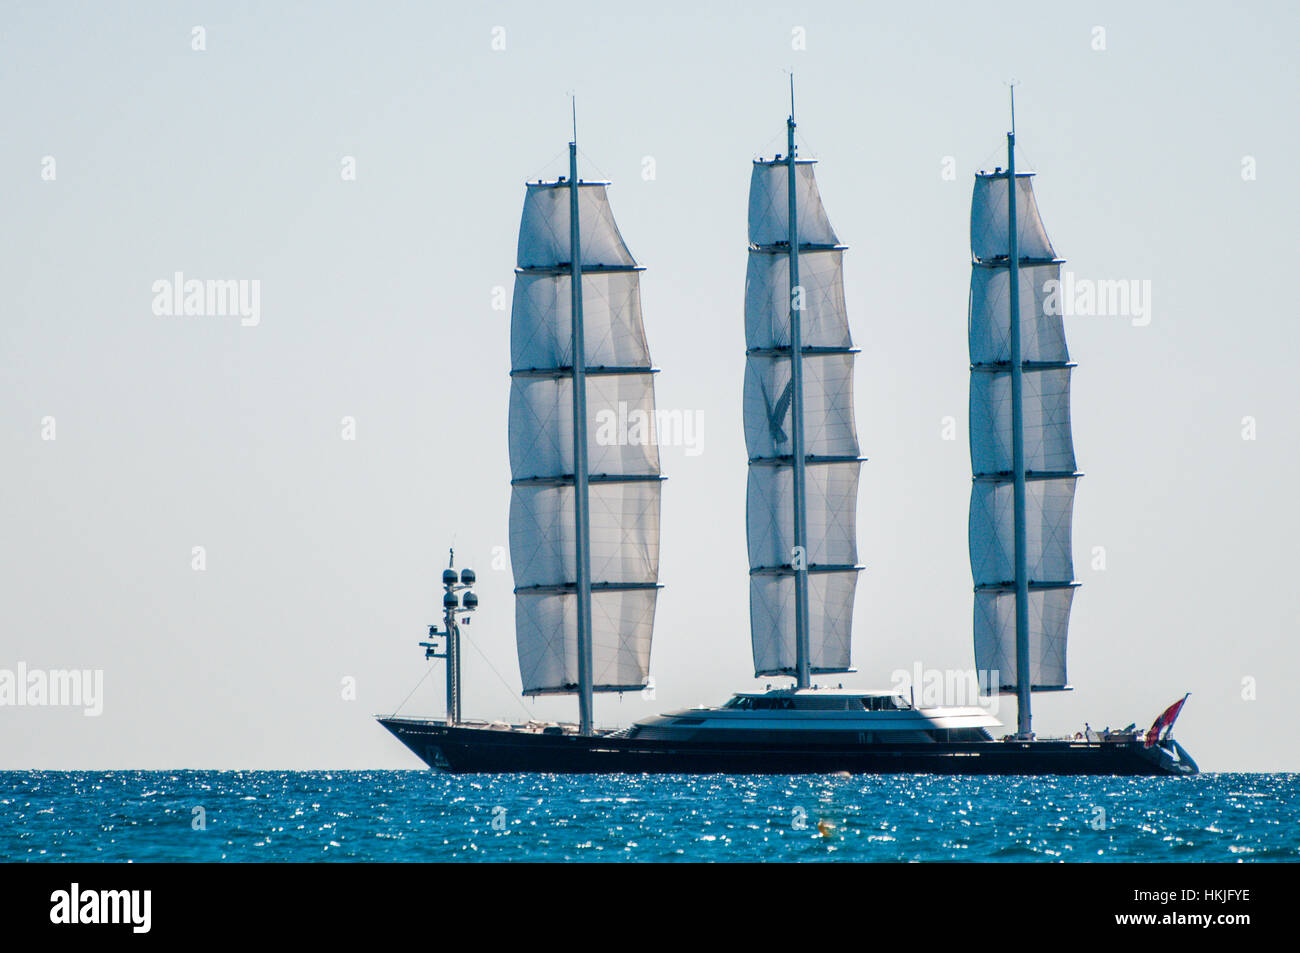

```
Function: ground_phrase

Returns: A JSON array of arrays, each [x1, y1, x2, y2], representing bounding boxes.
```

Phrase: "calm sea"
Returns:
[[1, 771, 1295, 862]]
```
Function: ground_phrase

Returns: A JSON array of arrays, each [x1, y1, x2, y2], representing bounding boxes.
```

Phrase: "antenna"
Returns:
[[786, 72, 797, 160], [1006, 79, 1018, 136], [419, 547, 478, 727], [570, 93, 577, 145]]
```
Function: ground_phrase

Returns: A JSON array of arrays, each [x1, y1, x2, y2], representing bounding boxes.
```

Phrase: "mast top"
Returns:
[[1007, 80, 1018, 139], [570, 93, 577, 147], [787, 73, 797, 141]]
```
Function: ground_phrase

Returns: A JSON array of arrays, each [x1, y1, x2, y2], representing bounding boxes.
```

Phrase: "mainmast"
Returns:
[[568, 125, 595, 736], [786, 89, 812, 690], [743, 82, 861, 683], [1005, 90, 1032, 736]]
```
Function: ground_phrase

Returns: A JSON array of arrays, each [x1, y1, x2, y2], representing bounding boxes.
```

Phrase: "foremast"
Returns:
[[508, 120, 663, 736]]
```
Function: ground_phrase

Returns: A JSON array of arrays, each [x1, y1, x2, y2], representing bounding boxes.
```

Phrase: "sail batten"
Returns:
[[969, 166, 1078, 697], [745, 144, 860, 679], [509, 171, 661, 699]]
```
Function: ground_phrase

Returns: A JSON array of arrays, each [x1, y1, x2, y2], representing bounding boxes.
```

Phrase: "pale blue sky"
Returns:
[[1, 1, 1296, 770]]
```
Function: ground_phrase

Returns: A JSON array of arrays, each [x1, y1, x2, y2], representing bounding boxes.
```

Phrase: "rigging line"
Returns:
[[1013, 138, 1040, 175], [575, 144, 612, 183], [391, 660, 440, 718], [526, 147, 569, 184], [464, 632, 536, 721], [980, 137, 1040, 176], [973, 140, 1006, 175], [753, 128, 785, 160], [793, 127, 820, 159]]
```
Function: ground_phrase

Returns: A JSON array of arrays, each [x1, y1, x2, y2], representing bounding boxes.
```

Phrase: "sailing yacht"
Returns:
[[378, 101, 1196, 775]]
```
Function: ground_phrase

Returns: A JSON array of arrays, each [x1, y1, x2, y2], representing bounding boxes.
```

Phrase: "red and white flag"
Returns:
[[1144, 694, 1190, 748]]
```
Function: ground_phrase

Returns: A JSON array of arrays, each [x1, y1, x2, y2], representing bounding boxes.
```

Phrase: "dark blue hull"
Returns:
[[378, 717, 1197, 776]]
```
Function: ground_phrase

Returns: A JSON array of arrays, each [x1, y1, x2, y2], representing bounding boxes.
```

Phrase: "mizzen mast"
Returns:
[[968, 87, 1080, 736]]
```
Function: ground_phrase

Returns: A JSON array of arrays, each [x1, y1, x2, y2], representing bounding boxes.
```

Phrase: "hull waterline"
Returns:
[[378, 717, 1197, 777]]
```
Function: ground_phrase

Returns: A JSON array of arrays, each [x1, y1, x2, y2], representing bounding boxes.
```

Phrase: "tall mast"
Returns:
[[509, 109, 659, 709], [1005, 87, 1032, 736], [786, 80, 812, 690], [568, 120, 595, 736]]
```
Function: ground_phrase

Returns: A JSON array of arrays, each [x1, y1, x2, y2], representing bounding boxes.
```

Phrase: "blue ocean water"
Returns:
[[0, 771, 1296, 862]]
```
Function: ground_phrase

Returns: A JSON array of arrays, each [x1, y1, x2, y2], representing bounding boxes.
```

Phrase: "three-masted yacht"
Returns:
[[378, 100, 1196, 775]]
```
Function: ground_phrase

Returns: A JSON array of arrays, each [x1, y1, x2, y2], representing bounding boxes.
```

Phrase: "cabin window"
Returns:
[[861, 696, 904, 711], [750, 697, 794, 710], [728, 696, 794, 710], [931, 728, 993, 742]]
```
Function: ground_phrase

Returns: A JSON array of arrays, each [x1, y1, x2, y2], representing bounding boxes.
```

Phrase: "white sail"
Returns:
[[969, 367, 1075, 474], [969, 264, 1068, 365], [747, 463, 860, 569], [969, 478, 1077, 584], [745, 250, 850, 349], [970, 173, 1056, 262], [510, 482, 661, 589], [515, 587, 657, 695], [518, 183, 636, 269], [750, 570, 858, 676], [746, 157, 861, 678], [973, 587, 1074, 692], [747, 161, 839, 247], [509, 179, 661, 696], [743, 352, 858, 460], [508, 374, 659, 480], [969, 170, 1078, 694], [512, 271, 649, 370]]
